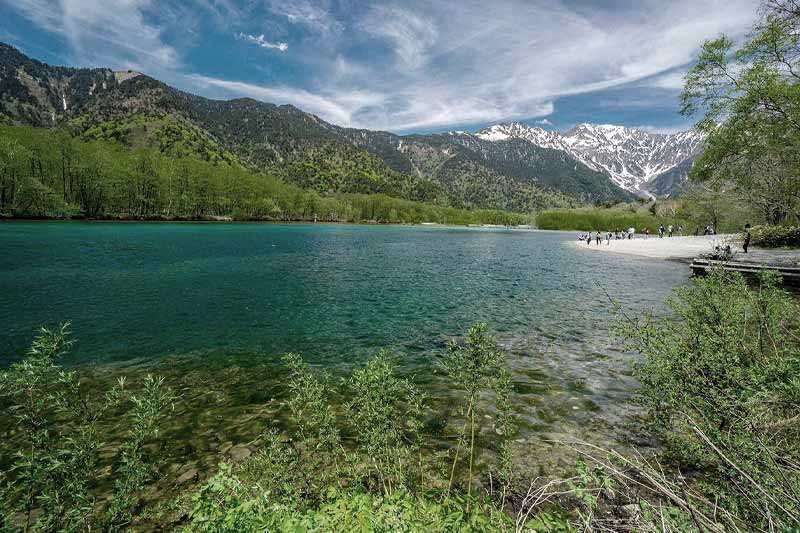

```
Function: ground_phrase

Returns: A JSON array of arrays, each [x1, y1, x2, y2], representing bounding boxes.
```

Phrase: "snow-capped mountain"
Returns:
[[473, 122, 704, 193], [474, 123, 565, 150]]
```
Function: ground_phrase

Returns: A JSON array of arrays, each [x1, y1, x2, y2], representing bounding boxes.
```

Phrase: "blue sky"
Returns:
[[0, 0, 759, 134]]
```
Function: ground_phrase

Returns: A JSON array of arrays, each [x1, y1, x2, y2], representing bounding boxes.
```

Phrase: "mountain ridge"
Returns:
[[1, 42, 645, 209], [472, 121, 703, 195]]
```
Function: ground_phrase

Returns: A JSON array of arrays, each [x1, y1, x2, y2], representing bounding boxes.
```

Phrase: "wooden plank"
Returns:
[[690, 264, 800, 276], [691, 259, 800, 273]]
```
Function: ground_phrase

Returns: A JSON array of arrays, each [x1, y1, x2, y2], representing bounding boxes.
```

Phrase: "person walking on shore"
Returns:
[[586, 233, 591, 245], [658, 224, 665, 238], [595, 230, 602, 245], [743, 230, 752, 253], [678, 225, 683, 236], [668, 224, 673, 237]]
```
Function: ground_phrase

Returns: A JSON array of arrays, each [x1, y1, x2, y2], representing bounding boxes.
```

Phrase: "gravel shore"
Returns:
[[571, 234, 738, 260]]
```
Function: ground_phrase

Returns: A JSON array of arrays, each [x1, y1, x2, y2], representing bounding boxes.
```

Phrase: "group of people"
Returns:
[[577, 222, 754, 255], [577, 229, 635, 245], [577, 223, 717, 245]]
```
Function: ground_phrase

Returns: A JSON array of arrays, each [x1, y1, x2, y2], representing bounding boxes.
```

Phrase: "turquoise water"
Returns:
[[0, 222, 687, 467], [1, 222, 684, 365]]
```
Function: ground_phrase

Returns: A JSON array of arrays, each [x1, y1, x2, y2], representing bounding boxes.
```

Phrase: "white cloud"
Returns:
[[634, 124, 695, 135], [361, 6, 438, 69], [536, 118, 553, 126], [237, 32, 288, 52], [185, 74, 386, 126], [645, 70, 689, 90], [6, 0, 180, 73], [5, 0, 762, 132], [267, 0, 343, 35]]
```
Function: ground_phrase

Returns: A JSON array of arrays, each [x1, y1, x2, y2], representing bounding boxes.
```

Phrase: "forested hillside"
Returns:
[[333, 126, 633, 204], [0, 43, 597, 212], [0, 124, 530, 225]]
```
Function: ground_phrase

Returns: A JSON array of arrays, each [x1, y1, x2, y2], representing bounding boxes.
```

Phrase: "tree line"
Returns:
[[0, 125, 531, 226]]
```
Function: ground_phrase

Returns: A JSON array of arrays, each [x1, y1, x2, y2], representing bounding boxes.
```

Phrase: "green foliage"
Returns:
[[440, 324, 511, 504], [102, 374, 176, 530], [681, 0, 800, 224], [184, 329, 525, 532], [619, 269, 800, 530], [282, 353, 341, 453], [750, 224, 800, 247], [535, 204, 689, 232], [186, 480, 514, 532], [345, 351, 427, 493], [565, 459, 614, 529], [0, 124, 533, 225], [0, 324, 175, 532]]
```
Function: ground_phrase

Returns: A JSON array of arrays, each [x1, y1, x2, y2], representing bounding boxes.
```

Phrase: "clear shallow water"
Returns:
[[0, 222, 688, 471]]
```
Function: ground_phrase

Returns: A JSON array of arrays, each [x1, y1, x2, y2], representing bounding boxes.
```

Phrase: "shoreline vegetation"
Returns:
[[0, 124, 533, 228], [1, 270, 798, 532]]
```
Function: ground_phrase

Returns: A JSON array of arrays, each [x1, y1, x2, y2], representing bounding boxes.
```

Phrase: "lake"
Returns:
[[0, 222, 688, 472]]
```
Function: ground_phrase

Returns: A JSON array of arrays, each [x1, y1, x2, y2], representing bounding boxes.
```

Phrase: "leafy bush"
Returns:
[[186, 475, 515, 533], [0, 324, 175, 532], [619, 269, 800, 530], [182, 327, 531, 531], [750, 225, 800, 248], [441, 324, 515, 505]]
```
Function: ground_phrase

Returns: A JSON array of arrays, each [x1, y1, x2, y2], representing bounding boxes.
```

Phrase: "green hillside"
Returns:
[[0, 124, 529, 225], [0, 43, 593, 213]]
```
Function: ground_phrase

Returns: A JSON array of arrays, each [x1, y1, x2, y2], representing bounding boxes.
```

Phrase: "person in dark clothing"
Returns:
[[595, 230, 602, 244], [743, 230, 751, 253], [694, 227, 699, 236], [586, 233, 591, 245]]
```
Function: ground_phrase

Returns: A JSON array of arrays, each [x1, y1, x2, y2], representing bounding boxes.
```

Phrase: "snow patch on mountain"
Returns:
[[470, 122, 704, 193]]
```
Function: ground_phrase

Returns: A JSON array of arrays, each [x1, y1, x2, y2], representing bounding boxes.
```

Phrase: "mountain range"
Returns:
[[472, 122, 703, 195], [0, 43, 699, 211]]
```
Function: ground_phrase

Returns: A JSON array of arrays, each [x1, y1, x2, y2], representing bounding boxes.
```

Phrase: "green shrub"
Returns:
[[186, 477, 515, 532], [183, 331, 526, 532], [619, 269, 800, 530], [750, 225, 800, 248], [440, 324, 513, 505], [345, 351, 427, 493], [0, 324, 175, 532]]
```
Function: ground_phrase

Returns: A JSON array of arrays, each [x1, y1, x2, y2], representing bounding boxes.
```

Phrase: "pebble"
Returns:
[[176, 468, 199, 485], [229, 444, 252, 461]]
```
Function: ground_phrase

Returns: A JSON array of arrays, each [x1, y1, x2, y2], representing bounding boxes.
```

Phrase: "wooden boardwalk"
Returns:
[[690, 250, 800, 286]]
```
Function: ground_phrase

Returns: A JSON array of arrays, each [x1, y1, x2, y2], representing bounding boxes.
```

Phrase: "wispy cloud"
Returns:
[[361, 6, 437, 69], [185, 74, 386, 126], [236, 32, 288, 51], [634, 124, 695, 135], [536, 118, 553, 126], [6, 0, 180, 73], [3, 0, 762, 132], [267, 0, 343, 35]]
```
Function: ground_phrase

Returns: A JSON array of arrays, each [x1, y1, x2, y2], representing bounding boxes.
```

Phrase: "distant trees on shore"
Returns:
[[0, 125, 529, 226]]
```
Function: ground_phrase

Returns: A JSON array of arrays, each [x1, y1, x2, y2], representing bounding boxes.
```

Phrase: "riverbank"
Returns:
[[572, 234, 737, 260], [572, 234, 800, 265]]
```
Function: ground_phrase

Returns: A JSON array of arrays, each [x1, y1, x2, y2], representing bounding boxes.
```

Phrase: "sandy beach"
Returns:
[[571, 234, 739, 260]]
